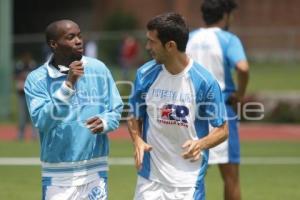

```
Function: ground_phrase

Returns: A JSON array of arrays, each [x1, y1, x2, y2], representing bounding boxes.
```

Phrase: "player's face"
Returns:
[[146, 30, 166, 63], [54, 22, 84, 61]]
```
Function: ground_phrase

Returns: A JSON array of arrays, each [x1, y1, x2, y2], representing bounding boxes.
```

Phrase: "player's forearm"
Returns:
[[28, 100, 70, 133], [97, 103, 123, 133], [199, 122, 228, 150], [98, 72, 124, 132], [127, 117, 142, 143], [25, 82, 73, 132], [237, 70, 249, 99], [236, 61, 249, 99]]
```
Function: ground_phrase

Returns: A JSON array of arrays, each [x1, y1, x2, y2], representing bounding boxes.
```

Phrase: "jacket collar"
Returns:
[[46, 54, 87, 78]]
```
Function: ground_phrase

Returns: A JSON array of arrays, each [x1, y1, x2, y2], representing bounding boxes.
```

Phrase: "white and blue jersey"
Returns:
[[186, 27, 247, 163], [129, 59, 226, 188], [24, 56, 123, 186]]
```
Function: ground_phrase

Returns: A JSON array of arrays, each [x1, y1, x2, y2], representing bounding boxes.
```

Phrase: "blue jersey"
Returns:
[[129, 59, 226, 187], [24, 56, 123, 186], [186, 27, 247, 102]]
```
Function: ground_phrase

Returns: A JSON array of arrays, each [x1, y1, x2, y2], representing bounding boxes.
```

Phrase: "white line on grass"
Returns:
[[0, 157, 134, 166], [241, 157, 300, 165], [0, 157, 300, 166]]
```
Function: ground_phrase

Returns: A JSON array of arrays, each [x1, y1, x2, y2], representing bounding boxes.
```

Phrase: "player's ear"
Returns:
[[165, 41, 177, 52], [49, 40, 58, 50]]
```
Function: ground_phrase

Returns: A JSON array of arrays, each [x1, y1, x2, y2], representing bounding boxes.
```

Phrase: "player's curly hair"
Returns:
[[201, 0, 237, 25]]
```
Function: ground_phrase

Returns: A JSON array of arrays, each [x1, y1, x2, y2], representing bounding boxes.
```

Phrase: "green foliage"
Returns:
[[99, 11, 138, 65], [97, 38, 121, 66], [103, 11, 137, 31]]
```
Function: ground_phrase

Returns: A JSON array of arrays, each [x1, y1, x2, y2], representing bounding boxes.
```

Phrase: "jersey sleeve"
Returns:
[[226, 35, 247, 68], [129, 72, 146, 119], [202, 80, 226, 127]]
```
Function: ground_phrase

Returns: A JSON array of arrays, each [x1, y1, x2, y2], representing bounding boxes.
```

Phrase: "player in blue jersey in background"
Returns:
[[24, 19, 123, 200], [127, 12, 228, 200], [186, 1, 250, 200]]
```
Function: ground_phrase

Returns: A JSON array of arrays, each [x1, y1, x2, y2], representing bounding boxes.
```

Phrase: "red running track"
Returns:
[[0, 123, 300, 141]]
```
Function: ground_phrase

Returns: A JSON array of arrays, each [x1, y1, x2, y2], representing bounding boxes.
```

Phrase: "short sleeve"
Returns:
[[226, 35, 247, 68], [202, 80, 226, 127], [128, 72, 146, 119]]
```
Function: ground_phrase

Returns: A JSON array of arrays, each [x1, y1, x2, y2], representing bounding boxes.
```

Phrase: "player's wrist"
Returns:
[[196, 139, 205, 150], [65, 80, 74, 89], [132, 135, 143, 145]]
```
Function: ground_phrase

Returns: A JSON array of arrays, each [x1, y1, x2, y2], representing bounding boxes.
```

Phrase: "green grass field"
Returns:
[[109, 61, 300, 93], [0, 140, 300, 200], [246, 62, 300, 92]]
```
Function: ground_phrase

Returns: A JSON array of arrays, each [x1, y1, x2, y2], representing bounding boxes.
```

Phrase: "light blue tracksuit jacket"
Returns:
[[24, 56, 123, 183]]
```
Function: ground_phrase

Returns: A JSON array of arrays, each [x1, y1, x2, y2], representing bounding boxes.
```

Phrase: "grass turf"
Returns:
[[0, 140, 300, 199]]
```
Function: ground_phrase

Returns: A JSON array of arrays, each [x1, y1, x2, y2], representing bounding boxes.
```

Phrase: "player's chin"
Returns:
[[149, 52, 157, 61], [72, 51, 83, 61], [151, 55, 161, 63]]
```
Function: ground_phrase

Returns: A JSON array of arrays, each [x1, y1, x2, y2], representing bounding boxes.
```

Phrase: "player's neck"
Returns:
[[206, 14, 231, 30], [52, 54, 74, 68], [164, 53, 189, 75], [206, 19, 227, 29]]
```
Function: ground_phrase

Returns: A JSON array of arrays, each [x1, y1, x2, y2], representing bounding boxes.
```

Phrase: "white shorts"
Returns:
[[208, 105, 240, 164], [43, 177, 107, 200], [208, 139, 230, 164], [134, 176, 205, 200]]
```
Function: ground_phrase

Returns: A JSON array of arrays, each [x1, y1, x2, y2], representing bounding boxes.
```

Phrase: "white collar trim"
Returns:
[[46, 55, 88, 78]]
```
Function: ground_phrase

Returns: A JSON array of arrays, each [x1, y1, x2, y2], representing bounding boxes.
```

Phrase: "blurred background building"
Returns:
[[12, 0, 300, 61]]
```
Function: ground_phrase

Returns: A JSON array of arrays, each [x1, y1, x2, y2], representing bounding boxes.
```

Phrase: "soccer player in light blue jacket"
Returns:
[[24, 20, 123, 200]]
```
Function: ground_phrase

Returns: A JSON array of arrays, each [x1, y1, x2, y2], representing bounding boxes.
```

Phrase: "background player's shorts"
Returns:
[[208, 105, 240, 164], [134, 176, 205, 200], [42, 177, 107, 200]]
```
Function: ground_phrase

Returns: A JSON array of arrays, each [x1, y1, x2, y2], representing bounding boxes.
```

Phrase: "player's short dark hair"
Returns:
[[201, 0, 237, 25], [147, 12, 189, 52], [45, 21, 60, 45], [45, 19, 77, 46]]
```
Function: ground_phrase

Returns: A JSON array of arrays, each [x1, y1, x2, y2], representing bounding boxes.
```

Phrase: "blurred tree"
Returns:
[[99, 10, 138, 65], [103, 10, 137, 31]]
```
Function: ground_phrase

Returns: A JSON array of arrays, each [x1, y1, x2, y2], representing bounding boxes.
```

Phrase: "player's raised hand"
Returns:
[[133, 137, 152, 170], [181, 139, 203, 162], [66, 60, 84, 88], [86, 116, 104, 134]]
